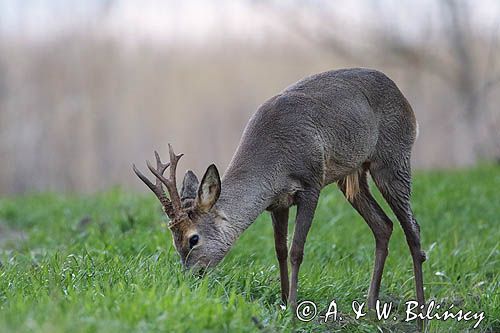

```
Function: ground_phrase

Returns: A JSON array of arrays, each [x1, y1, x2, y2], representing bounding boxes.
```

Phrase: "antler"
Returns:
[[132, 144, 186, 223]]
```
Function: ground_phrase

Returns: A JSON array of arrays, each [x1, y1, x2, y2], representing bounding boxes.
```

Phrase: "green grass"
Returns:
[[0, 165, 499, 332]]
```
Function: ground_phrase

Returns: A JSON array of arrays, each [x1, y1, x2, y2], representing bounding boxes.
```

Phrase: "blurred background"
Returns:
[[0, 0, 499, 194]]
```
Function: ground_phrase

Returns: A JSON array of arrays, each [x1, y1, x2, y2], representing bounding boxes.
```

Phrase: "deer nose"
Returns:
[[181, 262, 206, 276], [183, 257, 208, 276], [194, 267, 206, 277]]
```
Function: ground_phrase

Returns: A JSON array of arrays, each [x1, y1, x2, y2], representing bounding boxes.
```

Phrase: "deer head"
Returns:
[[133, 145, 230, 272]]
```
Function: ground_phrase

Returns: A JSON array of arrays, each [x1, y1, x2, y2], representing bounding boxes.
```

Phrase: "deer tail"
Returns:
[[345, 171, 360, 201]]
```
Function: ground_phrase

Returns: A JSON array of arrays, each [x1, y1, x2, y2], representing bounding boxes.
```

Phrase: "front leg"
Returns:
[[288, 189, 320, 311], [271, 208, 290, 305]]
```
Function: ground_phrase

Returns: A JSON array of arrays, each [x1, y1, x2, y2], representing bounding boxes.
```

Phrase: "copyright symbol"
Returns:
[[296, 300, 317, 322]]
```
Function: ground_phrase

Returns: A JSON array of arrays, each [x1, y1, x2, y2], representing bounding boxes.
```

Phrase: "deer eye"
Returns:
[[189, 235, 199, 248]]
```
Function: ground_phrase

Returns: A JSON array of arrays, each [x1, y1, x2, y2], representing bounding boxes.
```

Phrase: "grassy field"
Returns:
[[0, 165, 499, 332]]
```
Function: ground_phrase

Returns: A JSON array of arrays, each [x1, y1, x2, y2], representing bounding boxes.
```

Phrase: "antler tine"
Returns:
[[167, 144, 184, 210], [154, 150, 170, 187], [133, 145, 185, 223], [145, 145, 184, 215], [132, 163, 175, 218]]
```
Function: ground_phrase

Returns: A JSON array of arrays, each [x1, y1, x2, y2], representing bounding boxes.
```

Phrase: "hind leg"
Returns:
[[338, 167, 393, 309], [369, 159, 426, 309]]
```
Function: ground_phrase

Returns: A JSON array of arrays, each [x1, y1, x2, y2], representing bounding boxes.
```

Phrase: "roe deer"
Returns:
[[133, 68, 426, 316]]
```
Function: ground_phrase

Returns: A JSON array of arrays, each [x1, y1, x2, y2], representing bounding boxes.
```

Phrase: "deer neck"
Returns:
[[215, 168, 275, 242]]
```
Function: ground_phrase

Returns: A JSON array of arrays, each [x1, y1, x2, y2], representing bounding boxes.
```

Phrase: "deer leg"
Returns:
[[370, 161, 426, 318], [338, 169, 393, 309], [271, 208, 290, 305], [288, 189, 319, 312]]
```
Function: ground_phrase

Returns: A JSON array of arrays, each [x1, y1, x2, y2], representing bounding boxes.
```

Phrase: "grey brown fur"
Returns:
[[134, 68, 425, 321]]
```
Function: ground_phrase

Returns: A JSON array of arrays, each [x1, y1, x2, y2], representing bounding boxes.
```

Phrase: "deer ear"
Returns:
[[196, 164, 221, 212], [181, 170, 199, 200]]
